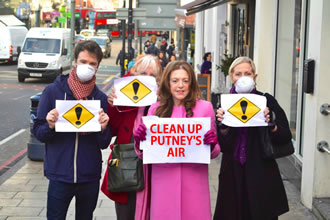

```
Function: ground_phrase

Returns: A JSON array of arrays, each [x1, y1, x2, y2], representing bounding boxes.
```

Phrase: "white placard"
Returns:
[[55, 100, 101, 132], [140, 116, 211, 164], [221, 94, 267, 127], [113, 76, 158, 107]]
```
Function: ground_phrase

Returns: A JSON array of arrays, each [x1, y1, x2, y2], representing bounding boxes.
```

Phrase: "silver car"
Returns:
[[89, 36, 111, 58]]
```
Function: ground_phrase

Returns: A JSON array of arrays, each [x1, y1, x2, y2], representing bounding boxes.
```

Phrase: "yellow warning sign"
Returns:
[[120, 79, 151, 103], [228, 97, 261, 123], [63, 103, 95, 128]]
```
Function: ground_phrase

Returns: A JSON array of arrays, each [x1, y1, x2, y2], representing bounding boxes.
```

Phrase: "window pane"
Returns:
[[275, 0, 302, 145]]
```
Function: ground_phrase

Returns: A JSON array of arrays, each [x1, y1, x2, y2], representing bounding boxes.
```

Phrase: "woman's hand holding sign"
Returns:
[[203, 130, 218, 151], [134, 123, 147, 150], [216, 108, 225, 122], [264, 107, 277, 132], [107, 88, 117, 106]]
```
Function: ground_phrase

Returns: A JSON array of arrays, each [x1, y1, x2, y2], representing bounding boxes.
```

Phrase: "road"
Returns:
[[0, 39, 123, 177]]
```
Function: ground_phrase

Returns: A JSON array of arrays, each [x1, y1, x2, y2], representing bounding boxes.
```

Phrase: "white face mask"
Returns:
[[235, 76, 255, 93], [76, 64, 96, 82]]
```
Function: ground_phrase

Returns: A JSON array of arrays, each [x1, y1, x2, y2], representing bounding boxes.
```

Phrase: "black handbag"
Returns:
[[108, 138, 144, 192], [259, 127, 295, 159]]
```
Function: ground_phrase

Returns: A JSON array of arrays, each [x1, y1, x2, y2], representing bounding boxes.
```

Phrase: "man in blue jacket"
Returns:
[[33, 40, 112, 220]]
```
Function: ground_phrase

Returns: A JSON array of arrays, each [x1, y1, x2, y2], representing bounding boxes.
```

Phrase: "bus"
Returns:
[[88, 10, 119, 36], [88, 9, 146, 38]]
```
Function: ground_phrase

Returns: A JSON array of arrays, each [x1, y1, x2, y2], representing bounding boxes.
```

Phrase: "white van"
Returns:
[[0, 26, 28, 63], [17, 28, 71, 82]]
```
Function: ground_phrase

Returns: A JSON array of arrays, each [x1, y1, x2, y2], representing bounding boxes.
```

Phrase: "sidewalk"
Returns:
[[0, 147, 317, 219]]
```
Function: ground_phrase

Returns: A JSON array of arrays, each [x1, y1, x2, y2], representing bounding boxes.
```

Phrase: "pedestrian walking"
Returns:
[[144, 39, 150, 53], [33, 40, 112, 220], [160, 38, 167, 53], [214, 56, 291, 220], [116, 50, 127, 73], [146, 35, 159, 56], [167, 41, 175, 58], [101, 54, 162, 220], [158, 51, 168, 70], [201, 52, 212, 74], [169, 54, 176, 62], [134, 61, 220, 220]]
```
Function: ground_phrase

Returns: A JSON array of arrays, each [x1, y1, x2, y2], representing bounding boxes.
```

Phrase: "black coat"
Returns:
[[213, 91, 291, 220]]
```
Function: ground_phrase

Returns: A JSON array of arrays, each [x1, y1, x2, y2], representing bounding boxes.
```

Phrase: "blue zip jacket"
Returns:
[[33, 74, 112, 183]]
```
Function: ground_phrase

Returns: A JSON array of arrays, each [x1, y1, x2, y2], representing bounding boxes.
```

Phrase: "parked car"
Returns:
[[96, 29, 113, 42], [75, 34, 85, 43], [0, 26, 28, 63], [17, 28, 71, 82], [89, 36, 111, 58], [80, 29, 95, 38]]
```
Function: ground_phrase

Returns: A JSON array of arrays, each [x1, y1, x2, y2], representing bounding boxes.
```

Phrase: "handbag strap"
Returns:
[[114, 135, 134, 145]]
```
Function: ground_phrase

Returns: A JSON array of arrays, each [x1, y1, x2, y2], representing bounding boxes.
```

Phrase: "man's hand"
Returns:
[[46, 109, 59, 129], [99, 108, 109, 132]]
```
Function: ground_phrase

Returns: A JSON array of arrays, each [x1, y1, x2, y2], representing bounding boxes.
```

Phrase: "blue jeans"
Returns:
[[47, 180, 99, 220]]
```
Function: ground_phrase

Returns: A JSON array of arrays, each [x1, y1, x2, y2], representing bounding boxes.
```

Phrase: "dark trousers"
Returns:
[[115, 192, 136, 220], [47, 180, 99, 220]]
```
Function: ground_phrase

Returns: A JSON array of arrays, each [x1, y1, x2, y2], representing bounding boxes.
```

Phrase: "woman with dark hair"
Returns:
[[169, 54, 176, 62], [201, 52, 212, 74], [158, 51, 168, 70], [214, 56, 291, 220], [134, 61, 220, 220]]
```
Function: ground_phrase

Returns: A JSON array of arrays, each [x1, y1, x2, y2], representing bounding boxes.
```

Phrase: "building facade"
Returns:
[[181, 0, 330, 217]]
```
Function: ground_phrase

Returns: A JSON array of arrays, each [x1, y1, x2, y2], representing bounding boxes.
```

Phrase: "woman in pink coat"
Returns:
[[134, 61, 220, 220]]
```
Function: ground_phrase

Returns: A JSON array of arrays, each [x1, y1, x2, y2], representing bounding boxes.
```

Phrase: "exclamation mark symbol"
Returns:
[[75, 107, 82, 126], [240, 101, 248, 120], [132, 82, 140, 100]]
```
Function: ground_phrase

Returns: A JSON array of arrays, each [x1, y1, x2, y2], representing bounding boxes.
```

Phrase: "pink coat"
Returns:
[[135, 100, 220, 220]]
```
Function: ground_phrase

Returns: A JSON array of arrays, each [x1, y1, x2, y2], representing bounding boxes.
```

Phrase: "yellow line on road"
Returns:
[[0, 75, 17, 78], [96, 73, 112, 77], [102, 75, 116, 84], [0, 70, 16, 73]]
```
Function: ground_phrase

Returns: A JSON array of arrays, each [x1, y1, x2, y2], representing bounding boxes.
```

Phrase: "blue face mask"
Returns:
[[235, 76, 255, 93]]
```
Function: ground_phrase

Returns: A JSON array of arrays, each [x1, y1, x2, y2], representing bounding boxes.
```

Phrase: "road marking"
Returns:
[[96, 73, 112, 77], [0, 70, 16, 73], [102, 74, 119, 92], [0, 148, 27, 171], [102, 75, 116, 84], [0, 129, 26, 146], [0, 75, 17, 78], [12, 94, 30, 100]]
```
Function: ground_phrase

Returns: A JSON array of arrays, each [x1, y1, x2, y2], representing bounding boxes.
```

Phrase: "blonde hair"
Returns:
[[228, 56, 256, 76], [131, 54, 162, 83]]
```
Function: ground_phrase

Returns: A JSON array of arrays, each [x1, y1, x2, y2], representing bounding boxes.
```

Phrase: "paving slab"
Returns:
[[0, 206, 43, 216]]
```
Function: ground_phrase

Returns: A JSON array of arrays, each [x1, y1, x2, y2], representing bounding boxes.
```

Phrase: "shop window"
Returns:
[[275, 0, 302, 155], [231, 4, 249, 57]]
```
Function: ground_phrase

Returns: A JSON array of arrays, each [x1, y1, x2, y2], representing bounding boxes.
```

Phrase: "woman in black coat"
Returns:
[[214, 57, 291, 220]]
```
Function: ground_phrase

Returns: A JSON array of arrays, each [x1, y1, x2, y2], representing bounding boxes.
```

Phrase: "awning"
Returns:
[[0, 15, 25, 27], [179, 0, 230, 16]]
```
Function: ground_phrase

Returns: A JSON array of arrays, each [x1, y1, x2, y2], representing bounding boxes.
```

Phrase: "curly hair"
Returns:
[[155, 61, 201, 118]]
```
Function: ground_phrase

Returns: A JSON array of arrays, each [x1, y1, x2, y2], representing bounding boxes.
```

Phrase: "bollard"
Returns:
[[27, 92, 45, 161]]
